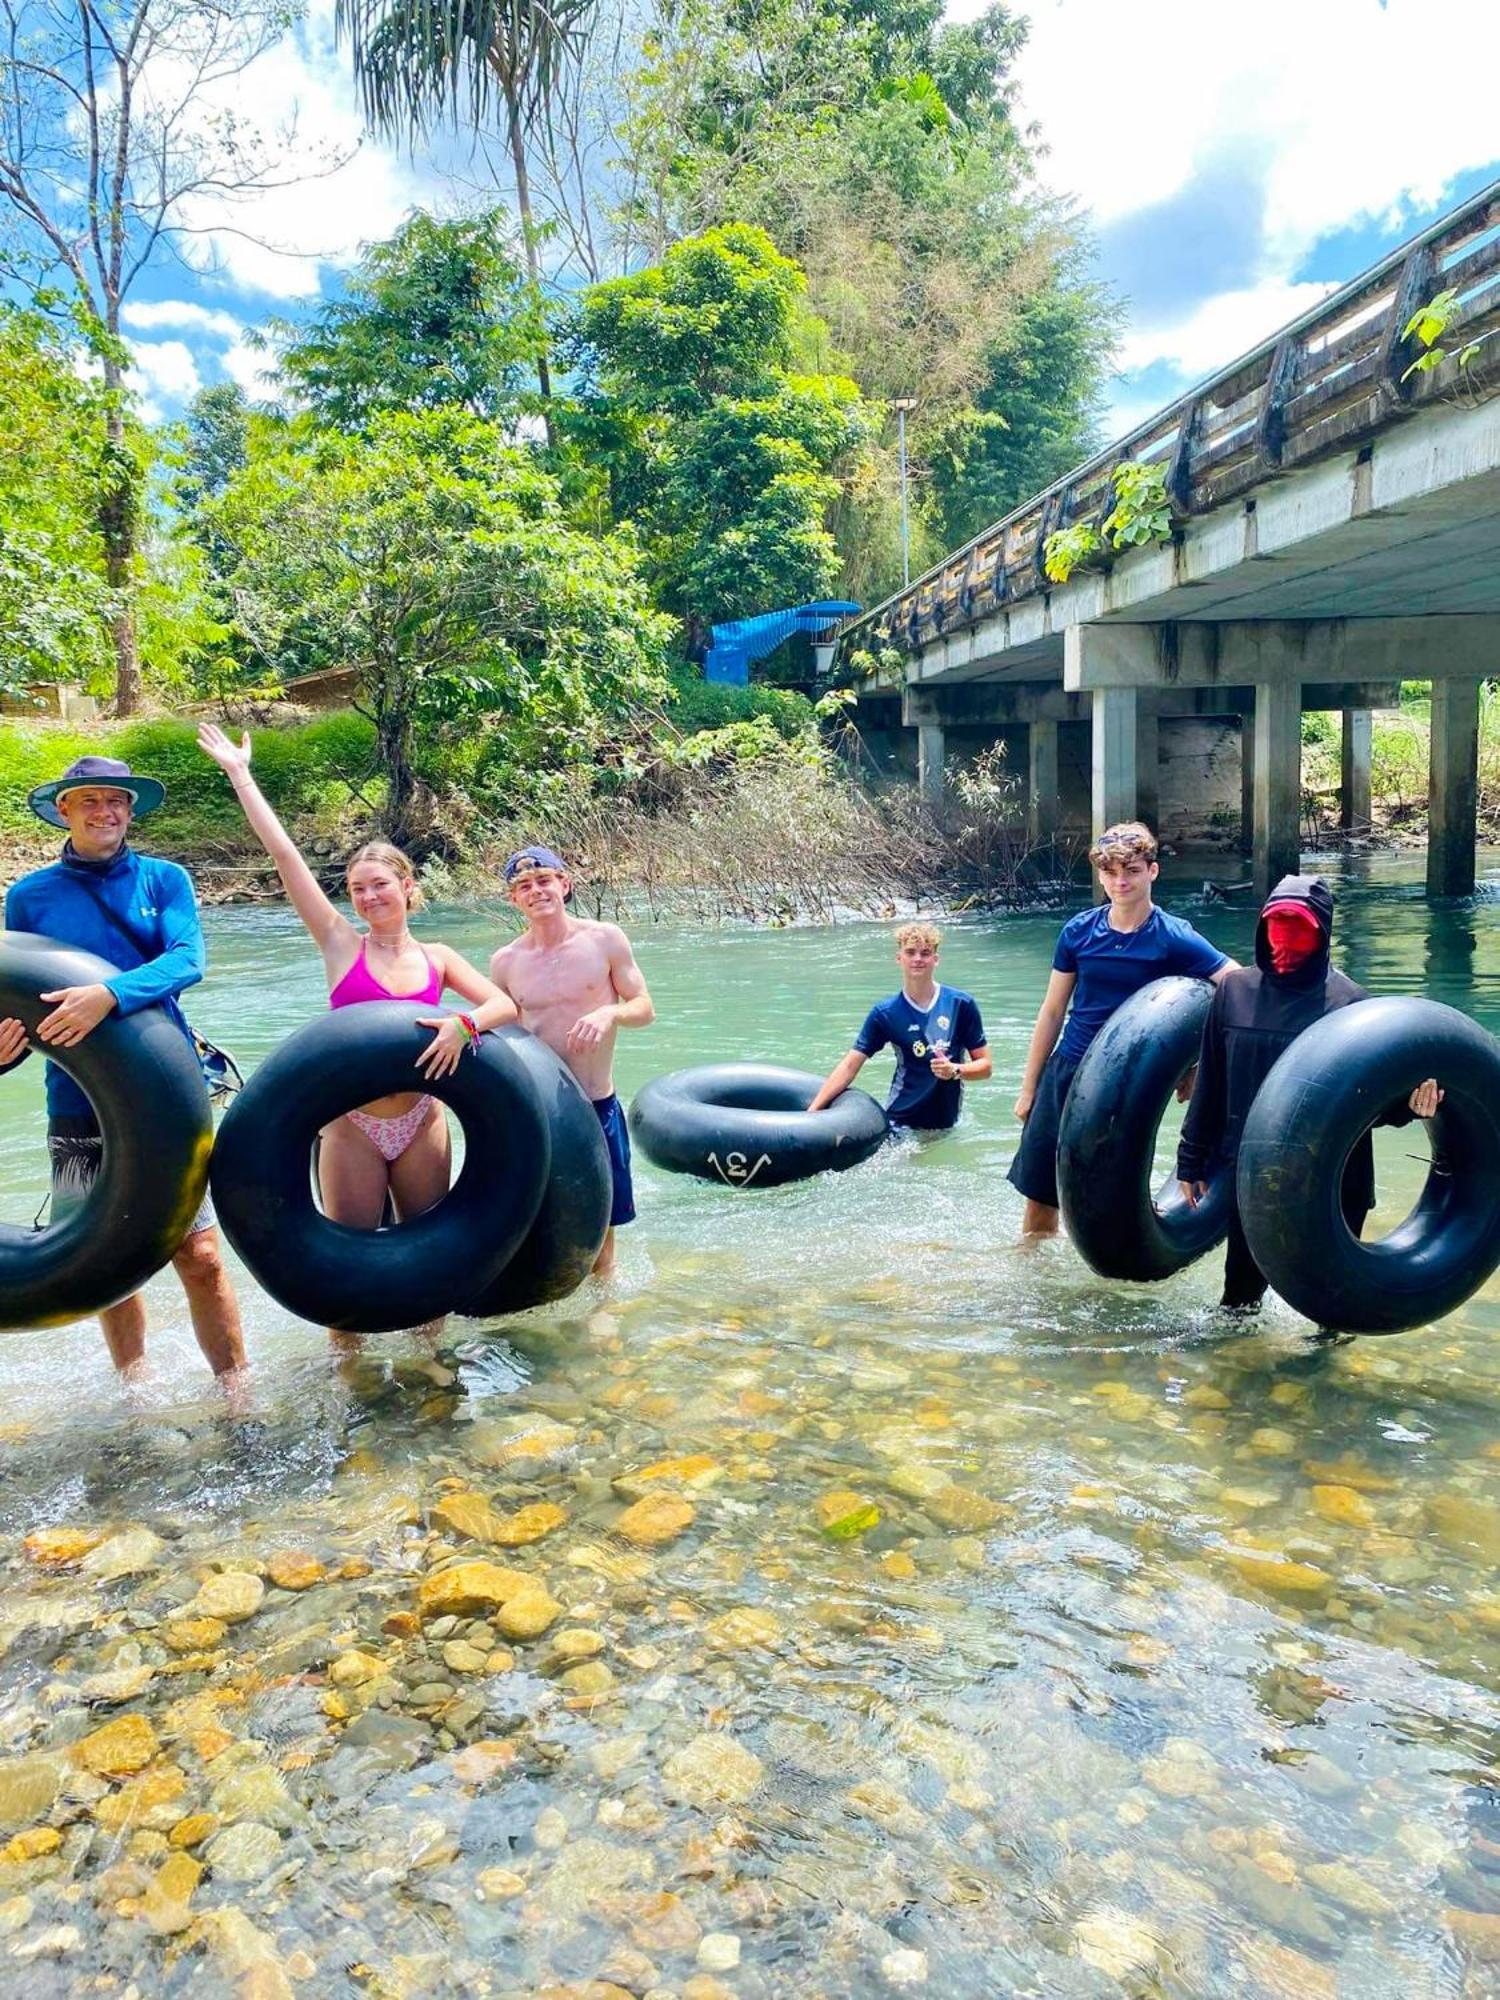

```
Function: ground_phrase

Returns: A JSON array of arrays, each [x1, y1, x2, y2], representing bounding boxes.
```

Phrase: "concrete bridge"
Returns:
[[835, 181, 1500, 895]]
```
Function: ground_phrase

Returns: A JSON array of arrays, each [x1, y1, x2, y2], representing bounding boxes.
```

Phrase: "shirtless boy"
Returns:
[[490, 847, 655, 1277]]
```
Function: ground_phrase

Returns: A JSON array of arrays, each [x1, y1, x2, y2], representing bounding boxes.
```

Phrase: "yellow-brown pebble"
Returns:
[[168, 1814, 219, 1849], [142, 1852, 202, 1934], [72, 1714, 160, 1778], [266, 1551, 325, 1591], [21, 1527, 105, 1570], [162, 1618, 227, 1653], [1, 1827, 62, 1865], [493, 1585, 563, 1640], [416, 1561, 529, 1620], [615, 1494, 696, 1546]]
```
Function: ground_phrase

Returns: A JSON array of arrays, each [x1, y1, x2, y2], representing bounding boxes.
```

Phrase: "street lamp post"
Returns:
[[892, 397, 916, 589]]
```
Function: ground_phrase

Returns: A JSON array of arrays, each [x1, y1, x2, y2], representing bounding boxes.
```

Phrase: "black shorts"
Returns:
[[592, 1094, 635, 1228], [1006, 1047, 1082, 1209]]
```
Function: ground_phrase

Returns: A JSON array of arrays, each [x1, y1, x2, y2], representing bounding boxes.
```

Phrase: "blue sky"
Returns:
[[117, 0, 1500, 443]]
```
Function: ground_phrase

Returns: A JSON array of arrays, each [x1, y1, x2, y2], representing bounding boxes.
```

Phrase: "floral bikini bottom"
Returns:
[[345, 1096, 435, 1163]]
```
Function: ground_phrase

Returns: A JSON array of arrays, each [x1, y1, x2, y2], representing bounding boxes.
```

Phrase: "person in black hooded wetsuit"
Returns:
[[1175, 874, 1443, 1310]]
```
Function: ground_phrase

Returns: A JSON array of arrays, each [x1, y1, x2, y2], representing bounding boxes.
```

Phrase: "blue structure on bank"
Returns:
[[704, 600, 860, 685]]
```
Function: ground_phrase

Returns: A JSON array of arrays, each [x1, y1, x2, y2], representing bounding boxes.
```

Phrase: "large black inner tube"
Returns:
[[211, 1004, 551, 1332], [1237, 996, 1500, 1334], [0, 932, 212, 1329], [1057, 975, 1231, 1281], [459, 1032, 612, 1319], [629, 1062, 889, 1188]]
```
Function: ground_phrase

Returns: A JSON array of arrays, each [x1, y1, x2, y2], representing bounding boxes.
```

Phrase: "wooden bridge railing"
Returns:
[[840, 178, 1500, 665]]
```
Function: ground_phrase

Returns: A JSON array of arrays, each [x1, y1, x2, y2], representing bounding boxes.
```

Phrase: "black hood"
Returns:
[[1254, 873, 1333, 985]]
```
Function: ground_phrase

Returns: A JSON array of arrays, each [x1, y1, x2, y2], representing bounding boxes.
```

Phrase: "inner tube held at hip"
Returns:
[[1057, 975, 1231, 1281], [459, 1031, 612, 1319], [1237, 996, 1500, 1334], [629, 1063, 889, 1188], [0, 932, 212, 1329], [211, 1003, 551, 1332]]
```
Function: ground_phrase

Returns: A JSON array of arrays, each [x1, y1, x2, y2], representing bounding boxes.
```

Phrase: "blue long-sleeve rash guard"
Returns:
[[4, 845, 205, 1120]]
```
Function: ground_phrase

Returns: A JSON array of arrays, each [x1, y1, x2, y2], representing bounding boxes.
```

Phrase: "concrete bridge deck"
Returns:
[[836, 180, 1500, 894]]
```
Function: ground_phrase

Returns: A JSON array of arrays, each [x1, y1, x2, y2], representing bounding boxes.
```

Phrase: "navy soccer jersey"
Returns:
[[1054, 905, 1226, 1062], [854, 985, 985, 1129]]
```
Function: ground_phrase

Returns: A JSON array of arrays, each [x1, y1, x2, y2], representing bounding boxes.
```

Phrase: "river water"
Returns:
[[0, 854, 1498, 1997]]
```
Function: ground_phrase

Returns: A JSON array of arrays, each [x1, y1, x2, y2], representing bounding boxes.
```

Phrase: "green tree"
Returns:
[[573, 223, 871, 626], [206, 410, 671, 844], [0, 1, 323, 712], [335, 0, 600, 415], [0, 304, 116, 692], [610, 0, 1113, 598], [270, 209, 546, 429]]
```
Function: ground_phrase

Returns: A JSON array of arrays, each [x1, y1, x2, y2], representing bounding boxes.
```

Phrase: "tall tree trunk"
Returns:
[[100, 359, 142, 717], [499, 65, 554, 445], [377, 693, 417, 849]]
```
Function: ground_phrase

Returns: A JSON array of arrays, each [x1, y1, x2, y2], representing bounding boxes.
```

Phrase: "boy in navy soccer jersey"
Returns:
[[1009, 821, 1235, 1238], [809, 922, 991, 1131]]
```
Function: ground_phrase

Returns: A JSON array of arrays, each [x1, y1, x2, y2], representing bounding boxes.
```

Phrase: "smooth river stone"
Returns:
[[0, 1755, 61, 1831], [1310, 1485, 1375, 1529], [662, 1734, 765, 1806], [21, 1527, 105, 1570], [189, 1573, 265, 1624], [1224, 1552, 1332, 1598], [266, 1551, 325, 1591], [72, 1714, 159, 1777], [80, 1527, 166, 1578], [416, 1561, 529, 1618], [493, 1584, 563, 1640], [1428, 1496, 1500, 1561], [611, 1455, 723, 1501], [615, 1494, 696, 1546], [204, 1820, 282, 1883]]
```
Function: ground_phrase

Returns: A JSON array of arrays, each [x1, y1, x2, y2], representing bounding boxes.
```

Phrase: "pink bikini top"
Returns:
[[329, 939, 444, 1010]]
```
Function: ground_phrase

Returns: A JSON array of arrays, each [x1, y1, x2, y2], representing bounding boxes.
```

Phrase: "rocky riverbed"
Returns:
[[1, 1265, 1500, 1999]]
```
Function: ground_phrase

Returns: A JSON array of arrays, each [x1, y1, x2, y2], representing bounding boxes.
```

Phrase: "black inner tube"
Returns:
[[0, 932, 212, 1329], [459, 1031, 612, 1319], [1238, 995, 1500, 1334], [629, 1062, 889, 1189], [1057, 975, 1231, 1282], [211, 1004, 551, 1332]]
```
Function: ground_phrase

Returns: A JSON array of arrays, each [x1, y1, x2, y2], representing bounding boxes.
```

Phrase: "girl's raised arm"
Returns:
[[198, 724, 352, 955]]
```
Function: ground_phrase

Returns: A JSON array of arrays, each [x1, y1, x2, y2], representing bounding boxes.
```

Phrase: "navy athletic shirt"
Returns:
[[854, 984, 985, 1129], [1054, 905, 1226, 1062]]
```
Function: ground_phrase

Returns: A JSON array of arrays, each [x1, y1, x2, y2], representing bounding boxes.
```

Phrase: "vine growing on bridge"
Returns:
[[1043, 459, 1174, 584]]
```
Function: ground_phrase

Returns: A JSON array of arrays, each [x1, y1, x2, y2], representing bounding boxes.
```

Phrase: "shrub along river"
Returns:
[[0, 854, 1496, 1997]]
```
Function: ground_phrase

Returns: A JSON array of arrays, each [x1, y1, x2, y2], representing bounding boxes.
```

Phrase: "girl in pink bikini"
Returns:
[[198, 724, 517, 1236]]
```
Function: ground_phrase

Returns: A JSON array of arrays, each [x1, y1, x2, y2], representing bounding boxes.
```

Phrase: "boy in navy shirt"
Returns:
[[1009, 821, 1233, 1237], [810, 922, 990, 1131]]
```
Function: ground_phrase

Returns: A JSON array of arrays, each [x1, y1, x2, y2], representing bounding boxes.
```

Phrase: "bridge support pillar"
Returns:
[[1027, 720, 1058, 846], [1091, 686, 1138, 836], [1253, 679, 1301, 896], [1428, 677, 1480, 898], [917, 723, 946, 804], [1136, 708, 1160, 833], [1239, 708, 1255, 857], [1340, 709, 1372, 830]]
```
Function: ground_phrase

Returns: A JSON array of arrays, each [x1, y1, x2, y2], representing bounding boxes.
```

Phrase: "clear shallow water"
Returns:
[[0, 854, 1497, 1995]]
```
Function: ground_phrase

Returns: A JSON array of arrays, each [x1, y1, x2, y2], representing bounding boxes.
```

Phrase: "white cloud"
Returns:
[[221, 338, 278, 398], [1114, 278, 1338, 381], [128, 338, 202, 400], [122, 299, 243, 341], [144, 1, 429, 303], [954, 0, 1500, 426], [998, 0, 1500, 249]]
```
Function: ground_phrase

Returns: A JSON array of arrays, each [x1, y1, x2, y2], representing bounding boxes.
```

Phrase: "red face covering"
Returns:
[[1264, 903, 1321, 974]]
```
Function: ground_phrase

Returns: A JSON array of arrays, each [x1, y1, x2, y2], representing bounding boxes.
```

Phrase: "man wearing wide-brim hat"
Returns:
[[0, 755, 246, 1385]]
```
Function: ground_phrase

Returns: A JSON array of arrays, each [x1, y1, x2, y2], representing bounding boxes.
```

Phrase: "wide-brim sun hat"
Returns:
[[29, 755, 166, 829]]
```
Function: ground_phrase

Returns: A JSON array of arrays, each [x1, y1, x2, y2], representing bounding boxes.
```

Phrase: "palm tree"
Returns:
[[334, 1, 597, 407]]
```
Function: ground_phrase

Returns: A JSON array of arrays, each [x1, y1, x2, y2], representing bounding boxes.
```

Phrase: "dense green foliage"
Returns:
[[0, 307, 118, 692], [0, 713, 377, 839], [205, 409, 672, 839], [572, 225, 871, 622], [271, 210, 547, 430]]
